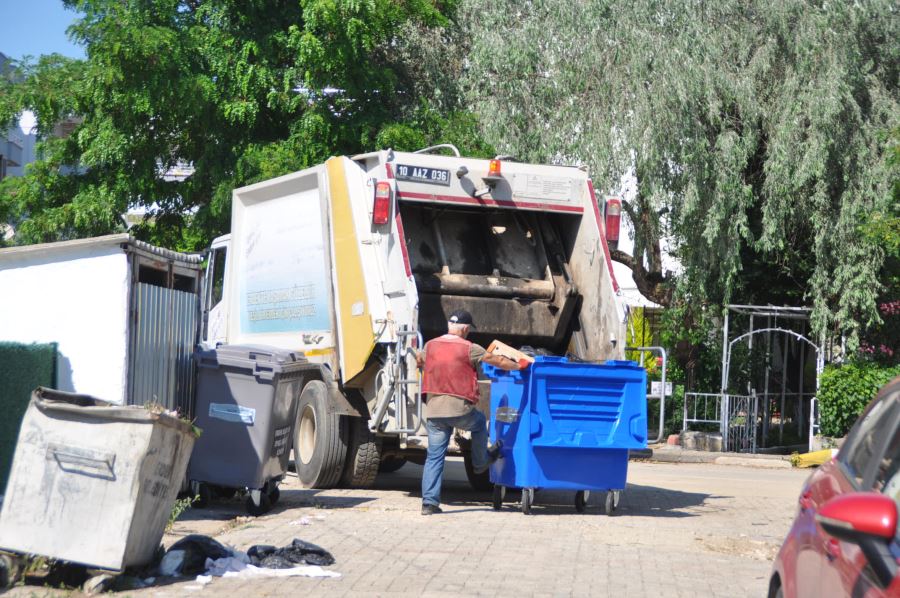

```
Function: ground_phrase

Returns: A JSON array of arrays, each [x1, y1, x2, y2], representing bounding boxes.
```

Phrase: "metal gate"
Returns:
[[128, 283, 198, 415], [723, 394, 758, 453]]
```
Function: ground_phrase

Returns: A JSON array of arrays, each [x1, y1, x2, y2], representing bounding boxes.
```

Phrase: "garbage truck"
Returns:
[[201, 145, 628, 490]]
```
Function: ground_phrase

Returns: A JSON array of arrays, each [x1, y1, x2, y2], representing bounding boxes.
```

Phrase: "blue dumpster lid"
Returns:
[[482, 354, 643, 380]]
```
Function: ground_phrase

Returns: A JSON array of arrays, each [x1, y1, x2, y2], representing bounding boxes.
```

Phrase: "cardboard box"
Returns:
[[486, 340, 535, 368]]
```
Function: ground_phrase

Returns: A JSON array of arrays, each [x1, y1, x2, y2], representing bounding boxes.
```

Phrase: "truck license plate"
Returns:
[[395, 164, 451, 186]]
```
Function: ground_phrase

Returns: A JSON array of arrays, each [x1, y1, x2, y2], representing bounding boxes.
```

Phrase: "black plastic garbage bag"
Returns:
[[247, 539, 335, 568], [158, 535, 232, 577]]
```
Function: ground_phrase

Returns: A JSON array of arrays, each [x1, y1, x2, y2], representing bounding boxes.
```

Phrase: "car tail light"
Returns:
[[605, 198, 621, 245], [373, 181, 391, 225]]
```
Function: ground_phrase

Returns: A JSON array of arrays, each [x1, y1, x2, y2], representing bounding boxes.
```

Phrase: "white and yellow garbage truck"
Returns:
[[200, 145, 627, 490]]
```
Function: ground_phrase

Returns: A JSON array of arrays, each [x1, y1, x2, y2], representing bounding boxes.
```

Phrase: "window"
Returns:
[[841, 394, 899, 488], [209, 246, 227, 307]]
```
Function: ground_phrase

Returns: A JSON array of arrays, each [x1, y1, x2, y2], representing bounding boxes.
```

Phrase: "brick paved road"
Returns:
[[6, 459, 808, 597], [151, 460, 805, 597]]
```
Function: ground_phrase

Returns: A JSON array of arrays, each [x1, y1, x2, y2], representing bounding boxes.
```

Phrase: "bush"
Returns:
[[818, 361, 900, 437]]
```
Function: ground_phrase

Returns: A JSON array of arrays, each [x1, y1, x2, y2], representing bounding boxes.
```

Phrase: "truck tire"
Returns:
[[293, 380, 348, 489], [339, 416, 381, 488]]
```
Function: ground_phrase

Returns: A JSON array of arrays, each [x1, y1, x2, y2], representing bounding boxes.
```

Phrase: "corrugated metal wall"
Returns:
[[128, 283, 198, 416]]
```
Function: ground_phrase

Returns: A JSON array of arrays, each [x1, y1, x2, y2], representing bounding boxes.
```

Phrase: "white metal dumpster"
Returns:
[[0, 388, 196, 571]]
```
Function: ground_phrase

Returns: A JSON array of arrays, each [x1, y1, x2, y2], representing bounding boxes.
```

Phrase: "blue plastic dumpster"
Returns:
[[485, 356, 647, 514]]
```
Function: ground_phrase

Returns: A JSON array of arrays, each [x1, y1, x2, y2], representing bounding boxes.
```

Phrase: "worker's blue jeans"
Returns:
[[422, 409, 488, 507]]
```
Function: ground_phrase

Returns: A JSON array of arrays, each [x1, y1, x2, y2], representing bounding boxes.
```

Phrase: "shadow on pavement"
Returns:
[[176, 489, 377, 522], [372, 460, 719, 518]]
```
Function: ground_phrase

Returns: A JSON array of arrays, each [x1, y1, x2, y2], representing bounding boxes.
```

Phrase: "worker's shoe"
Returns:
[[421, 504, 443, 516], [487, 439, 503, 462], [473, 441, 503, 475]]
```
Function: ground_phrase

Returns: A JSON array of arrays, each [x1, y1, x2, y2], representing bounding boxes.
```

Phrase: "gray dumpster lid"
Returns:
[[197, 344, 309, 374]]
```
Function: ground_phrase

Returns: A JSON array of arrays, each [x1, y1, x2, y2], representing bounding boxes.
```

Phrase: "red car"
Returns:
[[770, 376, 900, 598]]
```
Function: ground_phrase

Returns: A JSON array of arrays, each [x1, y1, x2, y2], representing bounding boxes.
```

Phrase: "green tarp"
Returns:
[[0, 342, 56, 494]]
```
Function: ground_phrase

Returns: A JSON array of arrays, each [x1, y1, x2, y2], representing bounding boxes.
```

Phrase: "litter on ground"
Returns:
[[155, 534, 340, 588]]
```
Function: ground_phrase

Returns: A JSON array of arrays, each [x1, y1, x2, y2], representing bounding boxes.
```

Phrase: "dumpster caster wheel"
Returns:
[[604, 491, 619, 516], [575, 490, 589, 513], [492, 485, 506, 511], [521, 488, 534, 515], [246, 490, 272, 516]]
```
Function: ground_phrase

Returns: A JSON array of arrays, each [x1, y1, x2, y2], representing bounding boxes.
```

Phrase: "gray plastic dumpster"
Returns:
[[188, 345, 308, 515], [0, 388, 196, 571]]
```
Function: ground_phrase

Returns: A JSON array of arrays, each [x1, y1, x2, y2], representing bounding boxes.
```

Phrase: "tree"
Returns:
[[458, 0, 899, 343], [0, 0, 483, 252]]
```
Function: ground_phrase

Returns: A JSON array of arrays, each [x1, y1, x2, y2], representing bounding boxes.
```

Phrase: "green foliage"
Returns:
[[624, 307, 657, 370], [818, 361, 900, 437], [167, 494, 198, 531], [0, 342, 56, 493], [460, 0, 899, 342], [0, 0, 478, 251]]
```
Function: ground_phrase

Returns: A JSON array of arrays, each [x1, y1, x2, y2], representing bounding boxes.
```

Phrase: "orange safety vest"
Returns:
[[421, 334, 479, 404]]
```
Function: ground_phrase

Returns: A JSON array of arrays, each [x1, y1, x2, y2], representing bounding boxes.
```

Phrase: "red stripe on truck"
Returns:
[[587, 179, 620, 293], [397, 191, 584, 214], [395, 213, 412, 277]]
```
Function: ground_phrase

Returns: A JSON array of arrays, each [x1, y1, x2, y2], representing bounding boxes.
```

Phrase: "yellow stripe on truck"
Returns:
[[327, 157, 375, 382]]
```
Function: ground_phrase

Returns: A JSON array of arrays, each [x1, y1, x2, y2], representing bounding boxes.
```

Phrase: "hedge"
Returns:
[[818, 361, 900, 437], [0, 342, 57, 494]]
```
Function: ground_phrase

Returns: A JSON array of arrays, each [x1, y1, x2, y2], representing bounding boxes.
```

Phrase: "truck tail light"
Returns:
[[373, 181, 391, 225], [605, 198, 621, 246]]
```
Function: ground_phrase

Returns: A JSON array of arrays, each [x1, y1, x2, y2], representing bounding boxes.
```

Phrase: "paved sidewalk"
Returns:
[[5, 459, 808, 597]]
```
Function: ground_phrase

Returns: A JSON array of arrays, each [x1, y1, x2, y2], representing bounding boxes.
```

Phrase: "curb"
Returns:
[[631, 448, 794, 469], [713, 456, 792, 469]]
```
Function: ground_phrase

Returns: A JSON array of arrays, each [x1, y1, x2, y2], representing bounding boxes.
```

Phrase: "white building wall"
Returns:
[[0, 246, 130, 403]]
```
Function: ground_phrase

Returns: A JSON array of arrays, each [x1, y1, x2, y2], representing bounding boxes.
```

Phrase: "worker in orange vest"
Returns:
[[417, 310, 524, 515]]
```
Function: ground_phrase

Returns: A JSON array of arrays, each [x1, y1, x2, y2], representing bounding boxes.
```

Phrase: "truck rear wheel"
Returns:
[[293, 381, 348, 488], [339, 416, 381, 488]]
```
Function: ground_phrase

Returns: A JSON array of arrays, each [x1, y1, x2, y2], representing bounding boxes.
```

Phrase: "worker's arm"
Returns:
[[416, 350, 425, 370], [482, 351, 523, 371]]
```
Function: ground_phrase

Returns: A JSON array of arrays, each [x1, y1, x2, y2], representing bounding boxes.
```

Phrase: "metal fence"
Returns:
[[683, 392, 758, 453], [683, 392, 723, 430], [752, 391, 817, 448], [808, 397, 820, 452], [128, 283, 198, 416]]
